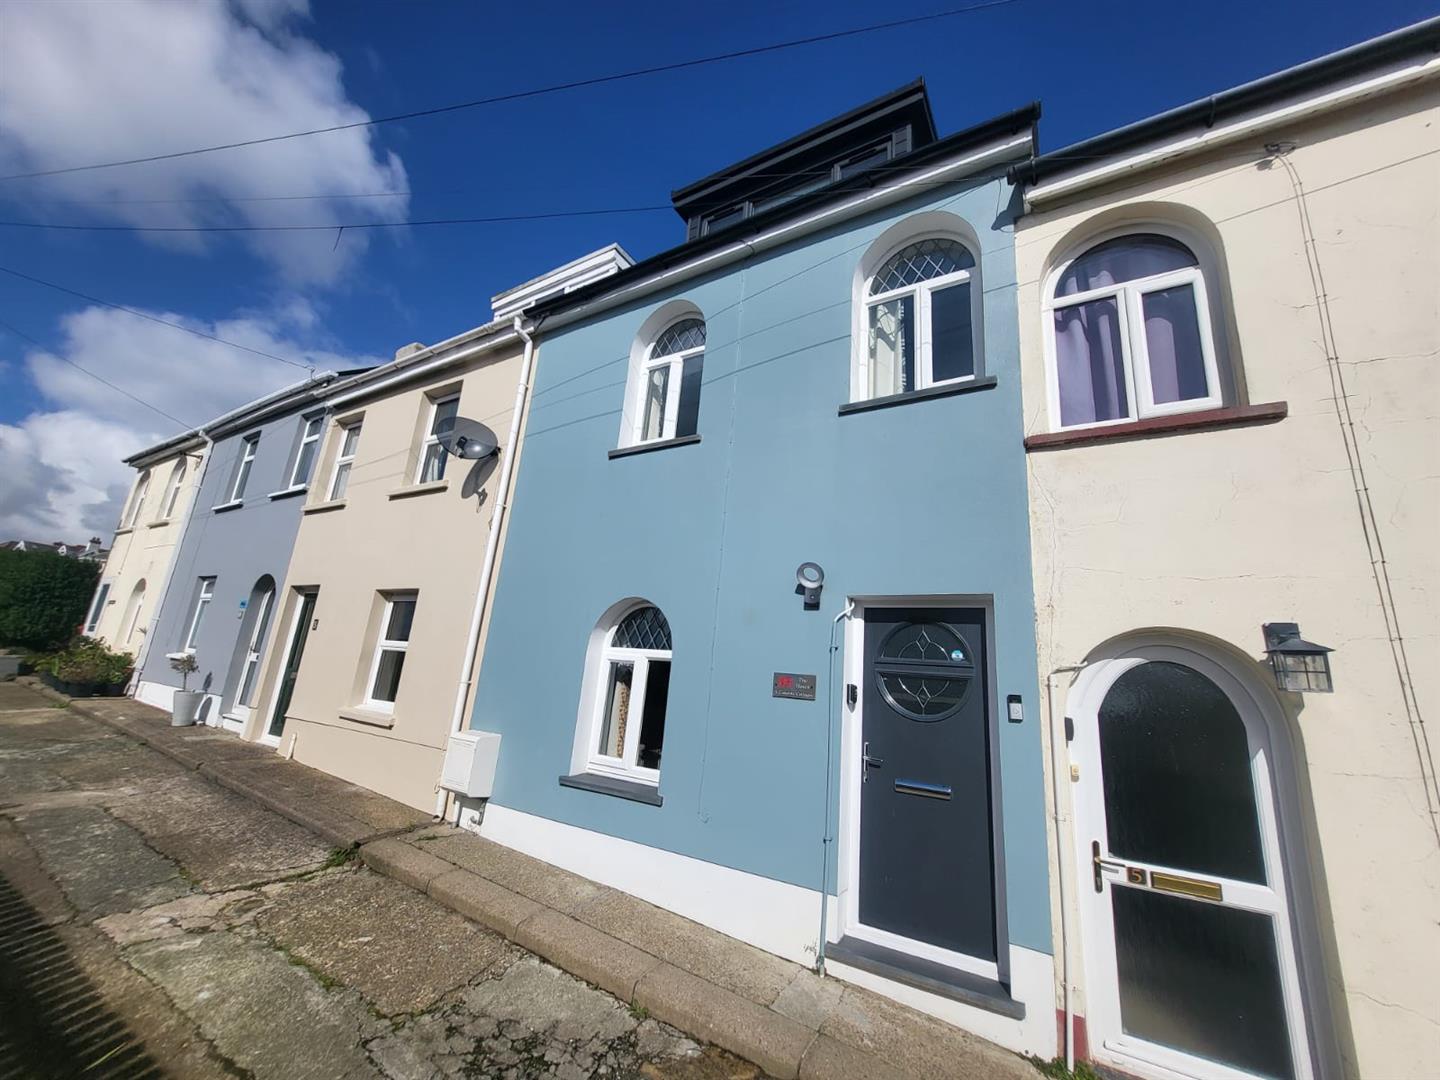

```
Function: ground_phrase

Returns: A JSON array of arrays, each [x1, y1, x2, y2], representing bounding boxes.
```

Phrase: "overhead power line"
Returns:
[[0, 206, 673, 234], [0, 264, 313, 371], [0, 0, 1024, 183], [0, 314, 194, 428]]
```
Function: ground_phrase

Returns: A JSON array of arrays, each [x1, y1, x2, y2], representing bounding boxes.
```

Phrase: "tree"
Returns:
[[0, 549, 102, 651]]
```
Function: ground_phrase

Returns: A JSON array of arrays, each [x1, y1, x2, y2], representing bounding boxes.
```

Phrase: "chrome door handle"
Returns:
[[862, 741, 884, 782]]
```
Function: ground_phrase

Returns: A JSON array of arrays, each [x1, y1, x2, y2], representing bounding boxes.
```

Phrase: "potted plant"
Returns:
[[45, 638, 133, 697], [168, 652, 203, 726]]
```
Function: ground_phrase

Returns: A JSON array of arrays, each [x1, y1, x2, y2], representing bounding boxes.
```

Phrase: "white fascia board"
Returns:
[[1026, 53, 1440, 209], [491, 243, 637, 320], [538, 134, 1033, 334], [326, 327, 519, 409], [202, 371, 340, 437]]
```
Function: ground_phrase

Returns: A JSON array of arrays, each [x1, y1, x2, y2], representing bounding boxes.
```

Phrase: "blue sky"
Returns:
[[0, 0, 1432, 538]]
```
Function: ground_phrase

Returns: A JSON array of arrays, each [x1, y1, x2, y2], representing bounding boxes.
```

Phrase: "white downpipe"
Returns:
[[435, 316, 537, 818], [1046, 662, 1087, 1074]]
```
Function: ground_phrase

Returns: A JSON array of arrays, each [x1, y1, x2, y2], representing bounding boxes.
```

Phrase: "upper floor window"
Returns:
[[863, 238, 978, 400], [585, 603, 672, 785], [161, 459, 187, 518], [634, 318, 705, 445], [1046, 232, 1222, 430], [228, 435, 259, 502], [122, 470, 151, 528], [328, 421, 362, 501], [417, 394, 459, 483], [183, 577, 215, 653], [287, 416, 323, 489]]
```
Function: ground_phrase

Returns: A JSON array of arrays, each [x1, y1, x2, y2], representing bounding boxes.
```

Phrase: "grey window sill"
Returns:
[[838, 375, 998, 416], [211, 500, 244, 513], [558, 772, 663, 806], [608, 434, 701, 459], [338, 707, 396, 729], [303, 499, 347, 515], [388, 479, 449, 500], [113, 526, 134, 536], [267, 485, 308, 501]]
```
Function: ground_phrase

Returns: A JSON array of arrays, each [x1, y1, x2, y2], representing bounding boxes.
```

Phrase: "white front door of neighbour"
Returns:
[[230, 587, 274, 726], [1070, 647, 1313, 1080]]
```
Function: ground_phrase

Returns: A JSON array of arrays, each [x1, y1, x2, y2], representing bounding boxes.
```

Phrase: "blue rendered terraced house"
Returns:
[[464, 83, 1055, 1056]]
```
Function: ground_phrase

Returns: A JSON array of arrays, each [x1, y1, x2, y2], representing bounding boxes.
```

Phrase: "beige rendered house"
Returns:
[[1013, 23, 1438, 1080], [87, 430, 208, 669], [242, 247, 632, 813]]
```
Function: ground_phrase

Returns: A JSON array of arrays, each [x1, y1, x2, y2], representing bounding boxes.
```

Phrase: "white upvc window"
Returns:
[[327, 421, 362, 501], [363, 593, 416, 712], [1044, 231, 1223, 431], [161, 459, 187, 518], [287, 416, 324, 488], [584, 604, 672, 785], [183, 577, 215, 653], [236, 585, 275, 708], [228, 436, 259, 502], [632, 318, 705, 445], [122, 470, 151, 528], [862, 237, 979, 400], [86, 582, 112, 634], [416, 395, 460, 483]]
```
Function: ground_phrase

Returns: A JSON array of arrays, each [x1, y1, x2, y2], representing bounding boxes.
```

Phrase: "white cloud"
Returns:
[[0, 0, 408, 283], [0, 303, 382, 541]]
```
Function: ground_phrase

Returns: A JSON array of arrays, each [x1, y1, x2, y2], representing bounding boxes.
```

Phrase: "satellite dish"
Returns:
[[437, 416, 499, 460], [461, 454, 500, 500]]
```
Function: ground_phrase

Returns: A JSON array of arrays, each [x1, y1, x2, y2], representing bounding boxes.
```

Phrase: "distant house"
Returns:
[[2, 537, 108, 561], [132, 371, 369, 727]]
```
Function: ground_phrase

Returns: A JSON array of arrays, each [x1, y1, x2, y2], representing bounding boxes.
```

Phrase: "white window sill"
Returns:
[[267, 485, 308, 501], [302, 499, 347, 515], [113, 526, 135, 536], [211, 500, 244, 513], [338, 706, 396, 729], [145, 519, 172, 529], [558, 772, 663, 806], [387, 479, 449, 500]]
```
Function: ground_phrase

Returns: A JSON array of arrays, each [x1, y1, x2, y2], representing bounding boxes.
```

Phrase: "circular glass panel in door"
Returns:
[[874, 621, 976, 721]]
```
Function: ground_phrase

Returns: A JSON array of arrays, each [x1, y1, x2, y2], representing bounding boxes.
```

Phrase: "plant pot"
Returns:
[[171, 690, 204, 727], [40, 670, 60, 690], [102, 682, 129, 697]]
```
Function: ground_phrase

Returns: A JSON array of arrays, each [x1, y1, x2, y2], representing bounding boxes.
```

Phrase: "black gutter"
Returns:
[[531, 101, 1040, 323], [1012, 16, 1440, 187]]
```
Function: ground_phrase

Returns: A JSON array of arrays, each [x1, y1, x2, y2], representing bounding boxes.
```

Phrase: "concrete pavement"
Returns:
[[7, 681, 1040, 1080]]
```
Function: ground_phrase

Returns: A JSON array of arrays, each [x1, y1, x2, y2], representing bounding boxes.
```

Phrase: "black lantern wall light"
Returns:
[[1262, 623, 1334, 693]]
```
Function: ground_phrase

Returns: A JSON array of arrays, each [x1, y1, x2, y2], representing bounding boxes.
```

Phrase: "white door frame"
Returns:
[[836, 595, 1009, 983], [1067, 641, 1317, 1080]]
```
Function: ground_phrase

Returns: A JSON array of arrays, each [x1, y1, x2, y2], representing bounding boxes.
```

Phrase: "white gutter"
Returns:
[[328, 329, 518, 409], [1046, 661, 1087, 1075], [1026, 53, 1440, 210], [435, 315, 538, 818], [540, 134, 1033, 334]]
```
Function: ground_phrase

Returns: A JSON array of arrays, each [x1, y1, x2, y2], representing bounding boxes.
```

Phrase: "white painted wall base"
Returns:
[[825, 945, 1057, 1059], [474, 803, 823, 966], [134, 679, 174, 712], [472, 803, 1058, 1058]]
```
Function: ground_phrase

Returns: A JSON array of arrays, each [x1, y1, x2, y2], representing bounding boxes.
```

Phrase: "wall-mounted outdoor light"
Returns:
[[796, 562, 824, 610], [1263, 622, 1334, 693]]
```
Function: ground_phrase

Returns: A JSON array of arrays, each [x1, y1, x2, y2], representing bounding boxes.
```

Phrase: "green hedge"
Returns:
[[0, 549, 102, 651]]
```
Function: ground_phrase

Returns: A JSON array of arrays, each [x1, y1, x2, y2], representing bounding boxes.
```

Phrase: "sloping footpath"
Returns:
[[25, 679, 1037, 1080]]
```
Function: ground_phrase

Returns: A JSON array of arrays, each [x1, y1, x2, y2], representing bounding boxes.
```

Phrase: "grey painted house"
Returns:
[[135, 372, 366, 730]]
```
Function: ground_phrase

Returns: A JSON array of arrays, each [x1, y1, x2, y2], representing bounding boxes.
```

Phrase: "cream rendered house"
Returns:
[[87, 430, 208, 669], [1013, 21, 1438, 1080], [243, 247, 632, 813]]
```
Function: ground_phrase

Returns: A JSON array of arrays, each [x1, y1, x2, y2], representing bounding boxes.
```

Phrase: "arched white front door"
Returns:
[[1069, 644, 1313, 1080]]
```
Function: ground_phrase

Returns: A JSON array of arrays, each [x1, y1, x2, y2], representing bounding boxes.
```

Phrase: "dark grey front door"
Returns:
[[859, 607, 996, 961], [267, 591, 315, 740]]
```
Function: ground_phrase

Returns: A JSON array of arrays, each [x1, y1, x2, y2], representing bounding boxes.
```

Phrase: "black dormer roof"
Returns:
[[671, 80, 938, 241]]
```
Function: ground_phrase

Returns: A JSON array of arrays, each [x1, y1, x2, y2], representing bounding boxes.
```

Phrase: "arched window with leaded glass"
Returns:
[[585, 603, 672, 785], [862, 237, 980, 400], [633, 317, 706, 445]]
